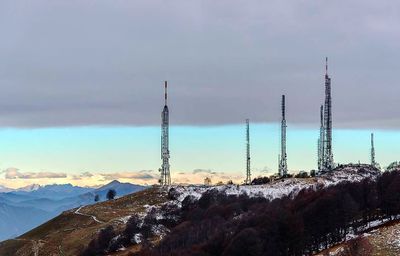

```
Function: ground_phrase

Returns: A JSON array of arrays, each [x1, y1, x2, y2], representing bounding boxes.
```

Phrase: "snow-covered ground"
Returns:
[[172, 165, 380, 204], [121, 165, 380, 248]]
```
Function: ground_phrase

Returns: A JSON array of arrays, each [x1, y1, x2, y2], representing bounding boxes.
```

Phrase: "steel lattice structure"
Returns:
[[322, 58, 334, 171], [245, 119, 251, 185], [371, 133, 376, 167], [318, 105, 324, 171], [279, 95, 288, 177], [159, 81, 171, 186]]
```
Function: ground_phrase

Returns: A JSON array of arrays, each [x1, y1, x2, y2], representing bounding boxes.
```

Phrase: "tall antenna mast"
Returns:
[[159, 81, 171, 186], [245, 119, 251, 185], [318, 105, 325, 171], [322, 57, 334, 171], [371, 133, 376, 167], [279, 95, 288, 177], [164, 81, 168, 106], [325, 57, 328, 75]]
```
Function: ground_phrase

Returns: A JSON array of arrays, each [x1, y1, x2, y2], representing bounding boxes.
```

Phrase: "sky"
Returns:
[[0, 1, 400, 188]]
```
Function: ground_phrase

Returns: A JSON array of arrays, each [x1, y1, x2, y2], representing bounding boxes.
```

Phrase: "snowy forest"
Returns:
[[81, 169, 400, 256]]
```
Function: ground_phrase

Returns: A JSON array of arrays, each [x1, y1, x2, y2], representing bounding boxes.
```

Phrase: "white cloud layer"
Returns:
[[0, 167, 264, 188], [2, 167, 67, 179]]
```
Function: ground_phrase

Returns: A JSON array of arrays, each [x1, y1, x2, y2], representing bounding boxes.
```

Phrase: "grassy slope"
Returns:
[[367, 221, 400, 255], [0, 187, 167, 256], [315, 220, 400, 256]]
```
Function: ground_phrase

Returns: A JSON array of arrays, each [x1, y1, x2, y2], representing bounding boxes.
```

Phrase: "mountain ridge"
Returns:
[[0, 180, 146, 242]]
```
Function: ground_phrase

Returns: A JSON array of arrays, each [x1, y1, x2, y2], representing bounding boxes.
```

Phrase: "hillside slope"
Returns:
[[316, 219, 400, 256], [0, 165, 381, 255], [0, 187, 166, 256], [0, 181, 145, 242]]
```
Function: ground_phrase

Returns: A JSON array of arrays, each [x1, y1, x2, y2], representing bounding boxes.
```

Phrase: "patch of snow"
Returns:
[[346, 232, 358, 240], [329, 247, 345, 256], [117, 246, 126, 251], [151, 224, 169, 239], [132, 233, 143, 244], [386, 228, 400, 248], [119, 215, 131, 224]]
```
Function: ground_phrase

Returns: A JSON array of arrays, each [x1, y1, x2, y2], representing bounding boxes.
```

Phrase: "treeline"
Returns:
[[81, 169, 400, 256], [141, 170, 400, 256], [251, 170, 310, 185]]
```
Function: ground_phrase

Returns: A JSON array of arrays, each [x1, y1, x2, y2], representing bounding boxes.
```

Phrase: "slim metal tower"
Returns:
[[245, 119, 251, 185], [279, 95, 288, 177], [318, 105, 325, 171], [371, 133, 376, 167], [159, 81, 171, 186], [322, 58, 334, 171]]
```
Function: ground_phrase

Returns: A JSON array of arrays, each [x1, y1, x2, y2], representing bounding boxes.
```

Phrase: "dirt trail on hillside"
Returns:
[[11, 238, 45, 256], [74, 206, 104, 224], [32, 240, 39, 256]]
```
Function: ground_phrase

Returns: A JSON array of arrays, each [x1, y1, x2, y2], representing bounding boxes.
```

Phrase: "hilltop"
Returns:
[[0, 164, 382, 255], [172, 164, 380, 202]]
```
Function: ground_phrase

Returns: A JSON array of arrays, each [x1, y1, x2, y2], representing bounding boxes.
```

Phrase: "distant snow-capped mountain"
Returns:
[[16, 184, 41, 192], [11, 183, 94, 199]]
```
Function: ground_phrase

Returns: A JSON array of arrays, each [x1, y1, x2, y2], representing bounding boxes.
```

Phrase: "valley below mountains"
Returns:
[[0, 180, 145, 241]]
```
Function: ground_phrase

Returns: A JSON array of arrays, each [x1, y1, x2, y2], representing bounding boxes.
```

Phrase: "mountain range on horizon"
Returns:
[[0, 180, 146, 241], [0, 181, 112, 193]]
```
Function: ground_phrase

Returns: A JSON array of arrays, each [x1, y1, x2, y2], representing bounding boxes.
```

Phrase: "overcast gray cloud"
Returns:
[[0, 1, 399, 128]]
